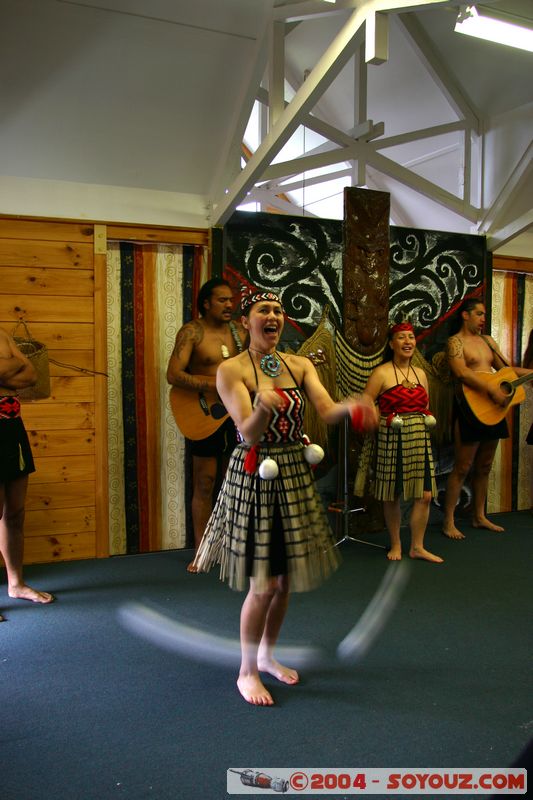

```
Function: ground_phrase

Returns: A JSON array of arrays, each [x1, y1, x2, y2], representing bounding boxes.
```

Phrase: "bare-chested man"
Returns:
[[443, 299, 533, 540], [0, 326, 54, 621], [166, 279, 246, 571]]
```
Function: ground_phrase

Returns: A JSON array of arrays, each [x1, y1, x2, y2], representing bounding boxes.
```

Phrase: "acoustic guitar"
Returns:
[[461, 367, 533, 425], [169, 386, 229, 440], [169, 349, 327, 440]]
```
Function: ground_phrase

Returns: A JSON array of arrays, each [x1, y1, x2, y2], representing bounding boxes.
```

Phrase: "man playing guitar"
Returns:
[[166, 279, 246, 571], [443, 298, 533, 540]]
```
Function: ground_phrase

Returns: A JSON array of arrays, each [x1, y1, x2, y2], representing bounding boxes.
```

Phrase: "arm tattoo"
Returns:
[[172, 320, 203, 359], [176, 371, 211, 393], [446, 336, 463, 360]]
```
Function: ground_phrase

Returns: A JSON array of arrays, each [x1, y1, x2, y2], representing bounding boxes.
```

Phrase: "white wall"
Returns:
[[0, 176, 209, 229]]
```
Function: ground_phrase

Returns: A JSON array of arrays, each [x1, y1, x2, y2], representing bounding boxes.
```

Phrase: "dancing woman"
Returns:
[[193, 290, 377, 705]]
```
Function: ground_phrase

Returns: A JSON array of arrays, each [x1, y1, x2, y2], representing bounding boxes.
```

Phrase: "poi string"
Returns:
[[118, 561, 410, 669]]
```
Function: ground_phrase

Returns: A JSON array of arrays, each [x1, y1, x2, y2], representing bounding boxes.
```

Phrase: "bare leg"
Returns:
[[382, 498, 402, 560], [257, 575, 298, 685], [409, 494, 443, 562], [0, 478, 54, 604], [188, 455, 218, 571], [470, 441, 504, 532], [443, 424, 477, 540], [237, 578, 277, 705]]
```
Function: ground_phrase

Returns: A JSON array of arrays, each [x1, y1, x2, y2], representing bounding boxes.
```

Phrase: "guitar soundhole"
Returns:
[[500, 381, 513, 397], [210, 402, 227, 419]]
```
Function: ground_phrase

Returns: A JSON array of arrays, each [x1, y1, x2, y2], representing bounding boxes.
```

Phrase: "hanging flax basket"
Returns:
[[12, 319, 51, 401]]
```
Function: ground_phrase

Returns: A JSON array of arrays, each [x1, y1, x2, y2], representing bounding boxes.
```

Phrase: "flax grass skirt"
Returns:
[[355, 414, 437, 502], [194, 442, 340, 593]]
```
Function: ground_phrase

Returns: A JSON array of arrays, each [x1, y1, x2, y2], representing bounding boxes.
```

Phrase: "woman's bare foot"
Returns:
[[0, 611, 4, 622], [409, 547, 443, 563], [237, 673, 274, 706], [442, 523, 466, 540], [472, 516, 504, 532], [186, 562, 198, 573], [8, 584, 54, 604], [387, 544, 402, 561], [257, 656, 299, 685]]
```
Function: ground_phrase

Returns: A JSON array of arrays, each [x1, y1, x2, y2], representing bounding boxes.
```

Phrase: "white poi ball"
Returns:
[[424, 414, 437, 429], [259, 458, 279, 480], [304, 443, 325, 465], [390, 415, 403, 429]]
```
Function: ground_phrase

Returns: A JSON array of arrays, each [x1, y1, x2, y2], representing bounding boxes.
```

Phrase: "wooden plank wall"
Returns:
[[0, 218, 106, 563]]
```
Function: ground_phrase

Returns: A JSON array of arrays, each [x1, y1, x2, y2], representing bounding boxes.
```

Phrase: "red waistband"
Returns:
[[0, 396, 21, 419]]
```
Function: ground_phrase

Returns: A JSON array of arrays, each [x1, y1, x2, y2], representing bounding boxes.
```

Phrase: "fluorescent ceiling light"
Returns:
[[455, 5, 533, 53]]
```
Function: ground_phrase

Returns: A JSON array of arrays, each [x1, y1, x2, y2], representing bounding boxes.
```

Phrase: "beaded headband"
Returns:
[[240, 289, 283, 315]]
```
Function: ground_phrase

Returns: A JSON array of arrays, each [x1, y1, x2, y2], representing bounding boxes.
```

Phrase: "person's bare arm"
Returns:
[[216, 358, 273, 445], [0, 329, 37, 391], [166, 321, 217, 393]]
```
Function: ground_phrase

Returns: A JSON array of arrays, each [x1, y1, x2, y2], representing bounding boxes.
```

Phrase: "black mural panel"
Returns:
[[224, 211, 343, 347], [224, 215, 486, 356], [389, 227, 487, 360]]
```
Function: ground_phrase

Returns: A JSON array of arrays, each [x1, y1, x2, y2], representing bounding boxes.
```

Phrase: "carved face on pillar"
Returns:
[[343, 189, 391, 354], [344, 242, 389, 351]]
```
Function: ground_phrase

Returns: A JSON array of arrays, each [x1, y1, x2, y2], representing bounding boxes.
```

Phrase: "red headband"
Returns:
[[390, 321, 414, 334]]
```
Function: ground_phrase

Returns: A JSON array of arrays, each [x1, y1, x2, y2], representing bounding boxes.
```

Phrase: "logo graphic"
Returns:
[[229, 769, 289, 793]]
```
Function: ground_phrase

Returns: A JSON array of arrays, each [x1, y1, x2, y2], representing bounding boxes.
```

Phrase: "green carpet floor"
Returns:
[[1, 511, 531, 799]]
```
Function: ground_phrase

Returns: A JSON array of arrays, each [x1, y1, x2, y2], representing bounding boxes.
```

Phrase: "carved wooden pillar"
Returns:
[[342, 187, 390, 533], [343, 187, 390, 351]]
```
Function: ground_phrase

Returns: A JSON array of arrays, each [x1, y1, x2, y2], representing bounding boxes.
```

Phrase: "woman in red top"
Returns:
[[358, 322, 443, 564]]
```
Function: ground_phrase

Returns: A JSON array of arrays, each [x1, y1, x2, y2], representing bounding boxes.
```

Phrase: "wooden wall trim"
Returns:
[[106, 224, 208, 246], [93, 226, 109, 557], [0, 214, 208, 247], [493, 255, 533, 274]]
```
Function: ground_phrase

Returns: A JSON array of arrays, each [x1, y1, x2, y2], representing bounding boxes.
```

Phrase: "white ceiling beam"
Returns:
[[273, 1, 346, 23], [366, 11, 389, 64], [207, 22, 271, 206], [366, 147, 479, 219], [375, 120, 465, 149], [354, 45, 368, 183], [274, 0, 455, 22], [463, 128, 471, 207], [269, 21, 286, 126], [256, 85, 384, 145], [212, 5, 369, 225], [326, 117, 384, 143], [365, 166, 413, 225], [260, 136, 478, 221], [400, 142, 460, 169], [250, 186, 319, 216], [486, 209, 533, 252], [397, 12, 481, 133], [264, 167, 353, 193], [262, 143, 362, 181], [477, 142, 533, 235], [213, 0, 460, 225]]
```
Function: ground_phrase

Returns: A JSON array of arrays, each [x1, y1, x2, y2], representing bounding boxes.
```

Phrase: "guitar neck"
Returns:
[[511, 372, 533, 389]]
